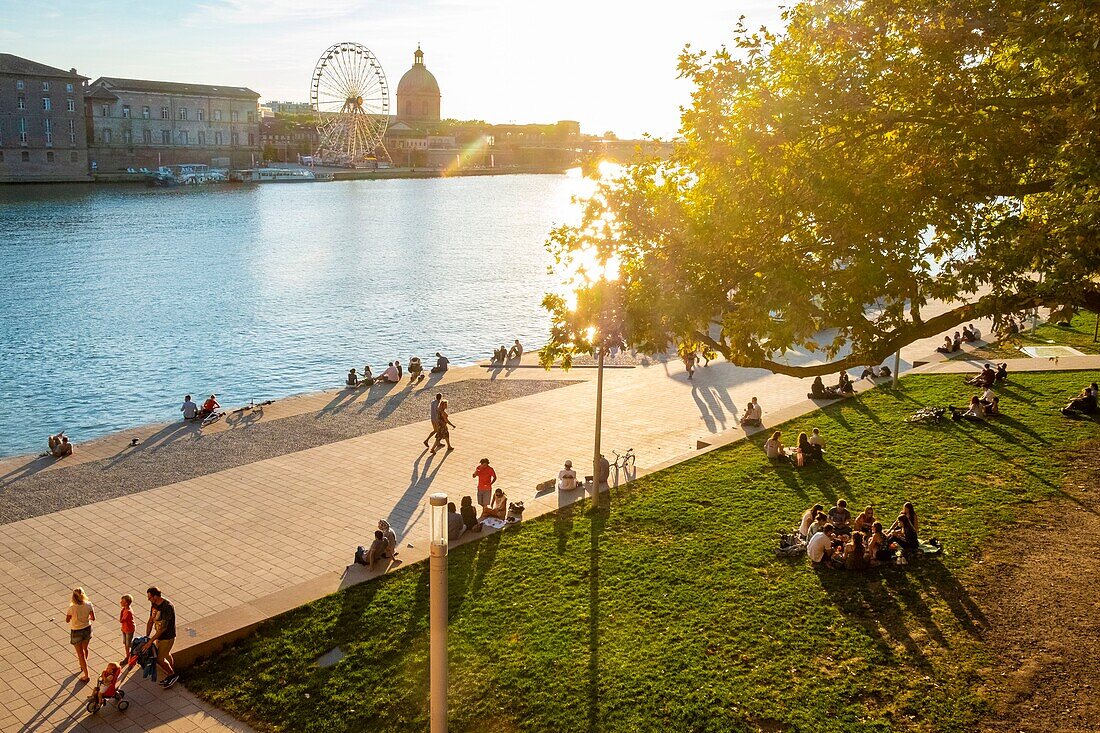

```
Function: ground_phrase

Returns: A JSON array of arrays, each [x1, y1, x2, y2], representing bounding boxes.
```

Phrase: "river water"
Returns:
[[0, 173, 585, 457]]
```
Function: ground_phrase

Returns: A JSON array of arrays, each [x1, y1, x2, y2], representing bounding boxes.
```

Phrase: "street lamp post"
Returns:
[[428, 492, 449, 733], [592, 344, 605, 492]]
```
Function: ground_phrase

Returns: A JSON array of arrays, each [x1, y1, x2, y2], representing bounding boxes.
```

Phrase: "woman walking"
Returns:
[[66, 587, 95, 682], [429, 399, 456, 454]]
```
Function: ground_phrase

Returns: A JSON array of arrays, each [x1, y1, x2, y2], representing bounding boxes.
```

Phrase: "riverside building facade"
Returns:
[[84, 77, 261, 170], [0, 54, 90, 182]]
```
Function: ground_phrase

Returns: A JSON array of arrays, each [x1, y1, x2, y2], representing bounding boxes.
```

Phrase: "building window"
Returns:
[[231, 111, 239, 122], [123, 129, 132, 144], [43, 97, 52, 111], [248, 133, 255, 146], [247, 111, 254, 123], [231, 132, 239, 146], [179, 130, 189, 144], [161, 130, 170, 144], [66, 83, 73, 93], [47, 151, 55, 163], [143, 129, 152, 144], [103, 129, 111, 144], [44, 118, 52, 147], [122, 105, 130, 118], [41, 81, 49, 91], [178, 108, 188, 120], [67, 98, 75, 112], [161, 106, 169, 119], [101, 104, 109, 117], [142, 106, 150, 119], [214, 131, 223, 145], [197, 131, 206, 145], [213, 109, 222, 121], [197, 109, 204, 121], [17, 96, 25, 110], [71, 151, 78, 162], [19, 117, 27, 145], [68, 119, 76, 145], [16, 79, 24, 90], [21, 151, 30, 162]]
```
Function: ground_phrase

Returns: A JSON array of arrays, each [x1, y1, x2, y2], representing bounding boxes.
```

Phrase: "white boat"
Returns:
[[230, 167, 326, 183]]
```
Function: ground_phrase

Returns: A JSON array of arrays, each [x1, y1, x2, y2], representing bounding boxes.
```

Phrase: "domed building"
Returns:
[[396, 45, 441, 122]]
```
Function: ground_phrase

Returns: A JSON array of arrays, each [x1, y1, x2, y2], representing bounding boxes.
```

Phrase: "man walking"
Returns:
[[423, 393, 443, 448], [142, 586, 179, 688], [472, 458, 497, 507]]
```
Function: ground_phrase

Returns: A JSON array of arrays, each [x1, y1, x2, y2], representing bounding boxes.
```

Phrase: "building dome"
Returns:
[[396, 46, 441, 122]]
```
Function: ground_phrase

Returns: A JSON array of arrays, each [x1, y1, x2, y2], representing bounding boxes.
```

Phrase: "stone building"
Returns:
[[84, 77, 261, 171], [396, 46, 441, 123], [0, 53, 89, 183]]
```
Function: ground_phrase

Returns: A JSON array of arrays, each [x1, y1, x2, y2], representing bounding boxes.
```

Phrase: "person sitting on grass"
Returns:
[[888, 512, 919, 553], [799, 504, 825, 538], [480, 488, 509, 521], [853, 505, 875, 534], [807, 511, 829, 539], [810, 376, 840, 399], [48, 431, 73, 459], [900, 501, 919, 533], [966, 364, 996, 388], [1062, 386, 1098, 416], [828, 499, 853, 533], [867, 521, 893, 566], [764, 430, 786, 460], [994, 363, 1009, 383], [950, 395, 987, 422], [796, 431, 815, 464], [804, 428, 825, 460], [460, 495, 482, 533], [807, 524, 840, 568], [845, 531, 869, 571], [740, 397, 763, 426]]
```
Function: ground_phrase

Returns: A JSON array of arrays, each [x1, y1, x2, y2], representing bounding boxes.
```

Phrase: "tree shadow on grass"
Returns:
[[470, 530, 503, 595], [845, 396, 883, 425], [819, 571, 931, 667], [911, 558, 989, 637], [992, 414, 1051, 445]]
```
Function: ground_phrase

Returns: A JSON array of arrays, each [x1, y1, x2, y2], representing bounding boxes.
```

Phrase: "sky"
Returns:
[[0, 0, 784, 139]]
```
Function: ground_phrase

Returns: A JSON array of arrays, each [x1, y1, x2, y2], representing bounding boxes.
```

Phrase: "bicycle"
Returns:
[[612, 448, 636, 470]]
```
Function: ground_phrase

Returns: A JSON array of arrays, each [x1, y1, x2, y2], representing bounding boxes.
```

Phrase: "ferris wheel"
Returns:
[[310, 42, 390, 166]]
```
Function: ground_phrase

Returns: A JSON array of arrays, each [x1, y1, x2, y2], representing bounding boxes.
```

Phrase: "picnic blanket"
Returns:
[[481, 517, 509, 530]]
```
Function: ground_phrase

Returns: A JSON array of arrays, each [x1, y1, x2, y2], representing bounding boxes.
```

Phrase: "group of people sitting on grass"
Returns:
[[1062, 381, 1099, 417], [346, 353, 450, 388], [948, 364, 1009, 421], [491, 340, 524, 364], [765, 428, 826, 466], [799, 499, 921, 569]]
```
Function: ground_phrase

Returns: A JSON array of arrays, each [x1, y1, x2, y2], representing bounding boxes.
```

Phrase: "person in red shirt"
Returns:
[[118, 594, 136, 664], [199, 394, 220, 419], [472, 458, 497, 507]]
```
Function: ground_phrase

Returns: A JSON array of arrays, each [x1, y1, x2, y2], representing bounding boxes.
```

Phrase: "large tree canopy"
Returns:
[[542, 0, 1100, 375]]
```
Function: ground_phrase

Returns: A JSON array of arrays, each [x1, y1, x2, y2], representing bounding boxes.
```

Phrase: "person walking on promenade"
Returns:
[[683, 351, 697, 380], [142, 586, 179, 688], [473, 458, 497, 507], [429, 399, 456, 454], [65, 587, 95, 682], [424, 393, 443, 448]]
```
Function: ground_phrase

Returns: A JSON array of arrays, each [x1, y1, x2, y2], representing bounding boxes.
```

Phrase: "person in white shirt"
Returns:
[[799, 504, 824, 538], [764, 430, 786, 459], [740, 397, 763, 427], [181, 395, 199, 421], [557, 460, 578, 490], [807, 525, 838, 567]]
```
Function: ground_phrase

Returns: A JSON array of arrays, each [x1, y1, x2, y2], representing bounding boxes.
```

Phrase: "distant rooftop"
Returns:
[[0, 53, 87, 80], [91, 76, 260, 100]]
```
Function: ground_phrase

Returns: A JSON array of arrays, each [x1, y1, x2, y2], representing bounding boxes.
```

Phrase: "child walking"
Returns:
[[119, 595, 136, 664]]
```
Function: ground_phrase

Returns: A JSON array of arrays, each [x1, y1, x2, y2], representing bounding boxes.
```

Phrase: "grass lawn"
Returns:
[[187, 372, 1100, 733], [958, 310, 1100, 360]]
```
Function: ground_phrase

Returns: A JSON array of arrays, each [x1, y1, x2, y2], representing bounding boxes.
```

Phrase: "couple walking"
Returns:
[[423, 392, 455, 454]]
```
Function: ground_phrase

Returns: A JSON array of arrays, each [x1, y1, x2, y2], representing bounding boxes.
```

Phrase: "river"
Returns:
[[0, 173, 586, 457]]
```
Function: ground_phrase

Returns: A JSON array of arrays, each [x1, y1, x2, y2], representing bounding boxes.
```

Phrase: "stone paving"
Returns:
[[4, 306, 1091, 733]]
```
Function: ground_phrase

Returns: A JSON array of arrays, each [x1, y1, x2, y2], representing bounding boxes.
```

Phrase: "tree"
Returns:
[[542, 0, 1100, 375]]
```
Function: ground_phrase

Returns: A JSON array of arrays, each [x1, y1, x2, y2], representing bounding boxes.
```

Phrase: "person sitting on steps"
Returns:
[[936, 336, 953, 354], [508, 339, 523, 360], [836, 371, 855, 395], [557, 460, 578, 490], [810, 376, 840, 399], [408, 357, 424, 383], [431, 352, 449, 373], [47, 431, 73, 458], [480, 488, 509, 521], [740, 397, 763, 427]]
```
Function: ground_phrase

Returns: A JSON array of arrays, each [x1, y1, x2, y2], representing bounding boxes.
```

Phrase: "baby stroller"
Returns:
[[86, 662, 128, 714]]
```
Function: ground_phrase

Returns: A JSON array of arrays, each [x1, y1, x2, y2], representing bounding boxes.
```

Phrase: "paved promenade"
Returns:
[[4, 309, 1092, 733]]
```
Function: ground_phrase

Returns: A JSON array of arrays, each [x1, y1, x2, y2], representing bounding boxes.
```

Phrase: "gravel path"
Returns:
[[0, 378, 576, 525]]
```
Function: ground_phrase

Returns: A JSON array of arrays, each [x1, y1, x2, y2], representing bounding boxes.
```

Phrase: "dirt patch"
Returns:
[[970, 439, 1100, 733]]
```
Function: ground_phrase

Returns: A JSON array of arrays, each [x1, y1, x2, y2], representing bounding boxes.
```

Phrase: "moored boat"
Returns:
[[229, 167, 330, 183]]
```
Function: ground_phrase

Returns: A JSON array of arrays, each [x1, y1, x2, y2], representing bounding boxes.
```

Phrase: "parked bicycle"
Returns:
[[612, 448, 636, 470]]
